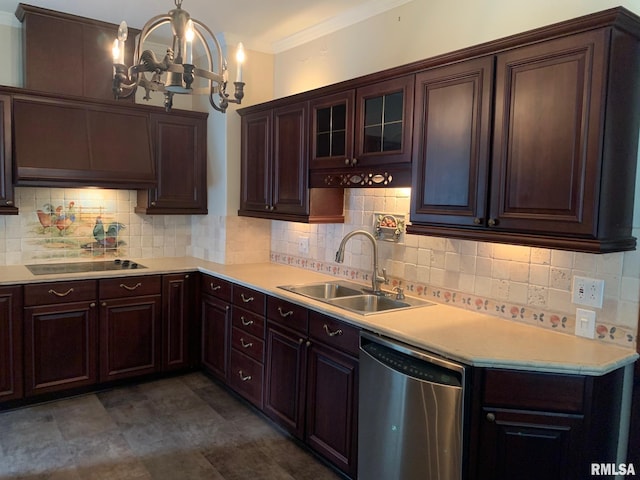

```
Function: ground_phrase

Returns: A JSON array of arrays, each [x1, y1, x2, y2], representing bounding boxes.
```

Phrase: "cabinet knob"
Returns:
[[90, 302, 96, 308], [344, 158, 350, 166], [488, 218, 498, 227], [306, 341, 311, 347], [5, 200, 13, 206], [151, 201, 156, 206], [351, 158, 358, 166], [185, 274, 189, 279], [473, 217, 482, 225], [486, 412, 496, 422], [101, 302, 107, 307]]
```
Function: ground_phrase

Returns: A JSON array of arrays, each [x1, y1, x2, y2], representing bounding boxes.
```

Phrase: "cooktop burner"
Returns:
[[26, 259, 147, 275]]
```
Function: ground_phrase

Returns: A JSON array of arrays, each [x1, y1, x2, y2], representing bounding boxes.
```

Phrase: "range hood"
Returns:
[[11, 90, 156, 189]]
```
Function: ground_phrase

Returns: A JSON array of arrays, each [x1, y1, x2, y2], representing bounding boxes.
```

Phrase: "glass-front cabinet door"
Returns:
[[309, 90, 355, 169], [354, 75, 414, 166]]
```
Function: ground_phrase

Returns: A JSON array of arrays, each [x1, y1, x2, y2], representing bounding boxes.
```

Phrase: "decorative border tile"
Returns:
[[271, 252, 637, 349]]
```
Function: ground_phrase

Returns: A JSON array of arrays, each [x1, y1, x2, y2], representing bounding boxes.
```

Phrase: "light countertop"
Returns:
[[2, 256, 637, 376]]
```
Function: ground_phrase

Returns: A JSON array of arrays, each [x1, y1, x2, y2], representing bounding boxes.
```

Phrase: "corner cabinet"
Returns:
[[0, 286, 22, 401], [238, 103, 344, 223], [0, 95, 17, 214], [473, 368, 625, 480], [136, 111, 208, 214], [410, 15, 640, 253]]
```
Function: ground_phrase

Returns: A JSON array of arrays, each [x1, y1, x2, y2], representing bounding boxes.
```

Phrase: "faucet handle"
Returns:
[[394, 285, 405, 300], [382, 268, 389, 284]]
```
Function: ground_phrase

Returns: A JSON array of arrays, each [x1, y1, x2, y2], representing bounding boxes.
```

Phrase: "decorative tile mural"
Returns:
[[31, 201, 127, 259]]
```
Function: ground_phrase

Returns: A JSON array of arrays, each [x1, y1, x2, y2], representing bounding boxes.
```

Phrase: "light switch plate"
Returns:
[[575, 308, 596, 339], [572, 276, 604, 308]]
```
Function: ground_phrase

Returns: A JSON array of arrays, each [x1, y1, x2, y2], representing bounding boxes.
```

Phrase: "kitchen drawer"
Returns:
[[233, 285, 266, 315], [229, 349, 263, 408], [24, 280, 97, 306], [99, 275, 161, 299], [309, 311, 359, 357], [232, 306, 265, 339], [267, 297, 308, 333], [201, 274, 232, 302], [231, 327, 264, 363], [483, 368, 586, 413]]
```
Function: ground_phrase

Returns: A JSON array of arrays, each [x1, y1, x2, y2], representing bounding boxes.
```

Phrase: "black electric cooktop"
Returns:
[[26, 259, 146, 275]]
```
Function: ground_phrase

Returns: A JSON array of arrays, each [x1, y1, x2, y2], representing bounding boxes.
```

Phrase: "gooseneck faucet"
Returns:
[[335, 229, 388, 295]]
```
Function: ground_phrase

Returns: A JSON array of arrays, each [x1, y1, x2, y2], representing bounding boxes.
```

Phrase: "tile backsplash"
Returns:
[[0, 187, 191, 264], [270, 188, 640, 349]]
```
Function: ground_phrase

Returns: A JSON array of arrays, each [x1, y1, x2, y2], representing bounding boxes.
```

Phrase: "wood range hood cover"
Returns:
[[11, 4, 155, 189], [12, 91, 156, 189]]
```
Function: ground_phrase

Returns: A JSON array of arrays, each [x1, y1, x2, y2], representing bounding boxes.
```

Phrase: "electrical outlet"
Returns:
[[575, 308, 596, 339], [298, 236, 309, 255], [572, 276, 604, 308]]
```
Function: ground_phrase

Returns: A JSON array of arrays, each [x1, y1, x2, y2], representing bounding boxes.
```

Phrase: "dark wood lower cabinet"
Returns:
[[162, 273, 193, 371], [0, 286, 23, 401], [24, 301, 98, 396], [200, 293, 230, 381], [98, 276, 162, 382], [306, 340, 358, 478], [473, 367, 625, 480]]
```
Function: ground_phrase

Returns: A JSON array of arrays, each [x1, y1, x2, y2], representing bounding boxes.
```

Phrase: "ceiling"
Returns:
[[0, 0, 413, 53]]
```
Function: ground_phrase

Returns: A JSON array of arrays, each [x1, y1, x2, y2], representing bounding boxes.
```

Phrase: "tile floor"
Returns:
[[0, 373, 342, 480]]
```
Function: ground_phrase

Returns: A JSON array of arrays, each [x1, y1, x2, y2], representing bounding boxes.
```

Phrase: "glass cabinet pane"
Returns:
[[363, 91, 404, 153], [315, 103, 348, 158]]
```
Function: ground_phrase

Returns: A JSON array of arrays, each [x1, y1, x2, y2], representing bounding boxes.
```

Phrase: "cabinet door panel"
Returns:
[[411, 57, 493, 226], [0, 286, 22, 401], [0, 95, 16, 213], [355, 75, 414, 166], [264, 322, 306, 439], [477, 408, 585, 480], [200, 294, 230, 380], [310, 90, 355, 169], [99, 296, 161, 382], [240, 110, 271, 212], [162, 274, 192, 371], [490, 30, 606, 235], [24, 302, 98, 395], [273, 102, 308, 215], [306, 343, 358, 477]]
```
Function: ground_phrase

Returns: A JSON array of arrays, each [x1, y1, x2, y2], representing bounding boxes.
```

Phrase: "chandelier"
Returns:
[[111, 0, 245, 112]]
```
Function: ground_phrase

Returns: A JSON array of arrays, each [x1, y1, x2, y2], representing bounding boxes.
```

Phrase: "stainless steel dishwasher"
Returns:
[[358, 332, 466, 480]]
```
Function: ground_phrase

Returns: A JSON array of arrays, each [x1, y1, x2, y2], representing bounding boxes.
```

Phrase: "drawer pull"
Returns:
[[241, 316, 254, 326], [48, 288, 74, 297], [120, 282, 142, 291], [323, 324, 343, 337], [238, 370, 252, 382], [210, 283, 221, 291], [240, 338, 253, 348], [240, 293, 254, 303], [278, 307, 293, 318]]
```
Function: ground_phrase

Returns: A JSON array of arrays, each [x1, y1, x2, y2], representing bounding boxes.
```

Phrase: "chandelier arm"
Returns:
[[135, 15, 172, 63], [190, 19, 224, 75], [192, 68, 224, 84]]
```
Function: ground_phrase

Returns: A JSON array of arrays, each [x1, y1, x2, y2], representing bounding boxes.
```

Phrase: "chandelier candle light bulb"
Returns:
[[236, 42, 245, 82]]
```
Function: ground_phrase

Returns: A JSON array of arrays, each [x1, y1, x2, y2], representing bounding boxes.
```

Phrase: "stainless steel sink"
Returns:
[[278, 281, 434, 315], [280, 281, 364, 300]]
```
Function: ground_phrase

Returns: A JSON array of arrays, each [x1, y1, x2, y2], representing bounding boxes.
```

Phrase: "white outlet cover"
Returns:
[[575, 308, 596, 339], [298, 236, 309, 254], [572, 276, 604, 308]]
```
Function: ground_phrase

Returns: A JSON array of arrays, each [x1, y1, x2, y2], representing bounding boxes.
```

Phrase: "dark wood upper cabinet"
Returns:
[[136, 111, 208, 214], [16, 3, 138, 102], [411, 56, 494, 228], [309, 76, 414, 188], [409, 10, 640, 252], [0, 95, 17, 215], [239, 102, 344, 223], [12, 93, 156, 188]]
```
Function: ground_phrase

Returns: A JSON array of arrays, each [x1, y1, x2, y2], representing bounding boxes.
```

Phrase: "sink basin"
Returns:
[[278, 281, 434, 315], [279, 281, 365, 300], [327, 294, 412, 313]]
